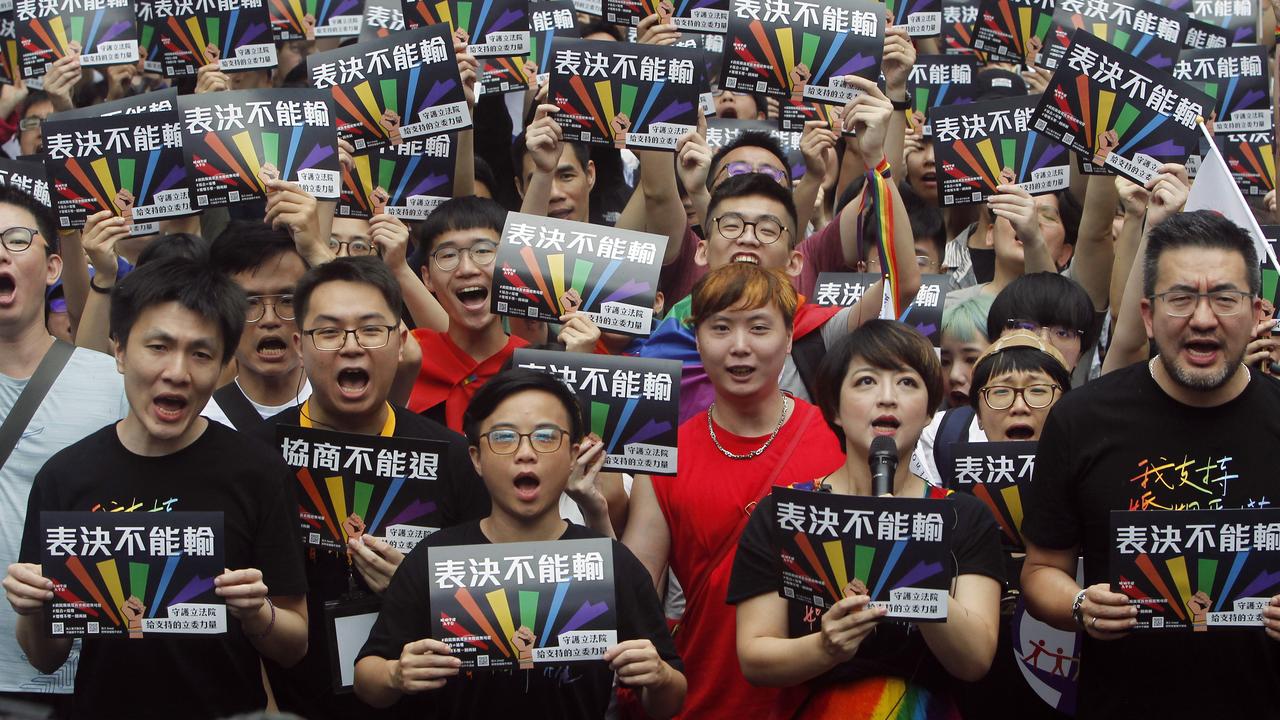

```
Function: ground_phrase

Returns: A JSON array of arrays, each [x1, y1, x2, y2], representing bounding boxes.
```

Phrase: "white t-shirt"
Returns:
[[201, 378, 313, 428], [0, 346, 128, 693], [911, 408, 990, 486]]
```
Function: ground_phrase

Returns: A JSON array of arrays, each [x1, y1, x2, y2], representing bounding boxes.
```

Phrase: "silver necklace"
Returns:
[[707, 394, 789, 460]]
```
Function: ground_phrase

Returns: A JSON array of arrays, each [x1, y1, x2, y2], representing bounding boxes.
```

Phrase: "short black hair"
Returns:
[[510, 132, 591, 184], [462, 367, 586, 447], [969, 347, 1072, 410], [410, 196, 507, 271], [109, 256, 246, 363], [474, 155, 497, 196], [0, 185, 58, 255], [136, 233, 210, 266], [210, 220, 301, 276], [1054, 189, 1083, 248], [816, 319, 943, 447], [705, 173, 799, 248], [293, 256, 403, 329], [987, 272, 1098, 353], [900, 182, 945, 259], [1143, 210, 1260, 297], [708, 130, 791, 190]]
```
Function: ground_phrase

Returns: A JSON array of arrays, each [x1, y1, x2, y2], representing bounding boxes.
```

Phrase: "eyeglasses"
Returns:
[[18, 117, 44, 132], [713, 212, 787, 244], [431, 240, 498, 272], [327, 237, 379, 257], [1004, 319, 1084, 342], [302, 324, 396, 351], [1149, 290, 1252, 317], [0, 226, 39, 253], [715, 90, 753, 98], [864, 255, 935, 271], [479, 427, 568, 455], [717, 161, 789, 186], [980, 384, 1060, 410], [245, 294, 295, 322]]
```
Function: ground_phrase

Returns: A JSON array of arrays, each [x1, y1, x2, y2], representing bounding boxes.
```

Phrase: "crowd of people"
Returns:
[[0, 5, 1279, 720]]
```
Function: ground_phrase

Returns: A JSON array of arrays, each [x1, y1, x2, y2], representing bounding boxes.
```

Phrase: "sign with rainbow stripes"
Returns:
[[270, 0, 366, 39], [1111, 508, 1280, 630], [944, 440, 1036, 549], [339, 133, 456, 219], [970, 0, 1053, 65], [177, 88, 341, 206], [1039, 0, 1188, 71], [772, 488, 956, 621], [277, 425, 450, 554], [479, 0, 579, 96], [154, 0, 277, 78], [403, 0, 531, 56], [15, 0, 138, 78], [514, 349, 680, 475], [429, 538, 616, 670], [40, 511, 225, 638]]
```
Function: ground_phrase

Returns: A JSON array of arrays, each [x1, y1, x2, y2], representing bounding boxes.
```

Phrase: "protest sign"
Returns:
[[772, 487, 956, 621], [1151, 0, 1255, 43], [514, 349, 681, 474], [1111, 507, 1280, 630], [941, 0, 981, 56], [907, 55, 981, 131], [1182, 14, 1231, 48], [720, 0, 883, 104], [604, 0, 728, 33], [706, 117, 801, 156], [359, 0, 404, 40], [1039, 0, 1187, 71], [970, 0, 1053, 64], [308, 24, 471, 151], [278, 425, 451, 553], [549, 37, 702, 150], [944, 441, 1037, 549], [339, 133, 455, 219], [403, 0, 530, 56], [428, 538, 616, 670], [270, 0, 366, 39], [40, 511, 225, 637], [931, 94, 1070, 205], [0, 157, 50, 206], [778, 97, 841, 133], [1030, 29, 1213, 183], [492, 211, 667, 334], [42, 109, 192, 228], [814, 272, 948, 345], [1174, 45, 1271, 134], [178, 88, 340, 206], [16, 0, 138, 78], [888, 0, 942, 36], [155, 0, 277, 77], [479, 0, 578, 96]]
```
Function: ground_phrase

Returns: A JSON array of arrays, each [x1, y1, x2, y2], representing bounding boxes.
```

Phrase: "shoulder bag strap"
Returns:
[[0, 339, 74, 471]]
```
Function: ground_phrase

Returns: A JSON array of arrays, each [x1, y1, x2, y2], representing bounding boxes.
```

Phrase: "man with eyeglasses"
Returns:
[[250, 256, 489, 719], [1021, 210, 1280, 719], [203, 221, 314, 429], [0, 187, 128, 705]]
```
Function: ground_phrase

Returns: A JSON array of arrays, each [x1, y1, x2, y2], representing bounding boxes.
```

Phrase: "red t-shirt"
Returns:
[[650, 398, 846, 720], [407, 329, 528, 432]]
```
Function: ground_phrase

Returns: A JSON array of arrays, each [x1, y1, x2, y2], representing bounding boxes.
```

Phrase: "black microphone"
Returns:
[[869, 436, 898, 497]]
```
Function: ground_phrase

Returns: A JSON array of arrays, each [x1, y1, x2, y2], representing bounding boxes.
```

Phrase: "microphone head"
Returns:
[[869, 435, 897, 459]]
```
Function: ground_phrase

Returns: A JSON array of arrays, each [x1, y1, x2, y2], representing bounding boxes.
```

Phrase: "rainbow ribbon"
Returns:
[[857, 166, 901, 317]]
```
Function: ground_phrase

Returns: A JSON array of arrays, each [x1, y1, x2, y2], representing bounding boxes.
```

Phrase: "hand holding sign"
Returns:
[[214, 567, 270, 623], [2, 563, 53, 616], [1145, 163, 1190, 228], [1078, 583, 1137, 640], [988, 181, 1043, 247], [82, 210, 129, 284], [606, 638, 672, 687], [527, 104, 565, 175], [394, 638, 460, 693], [839, 76, 893, 165], [819, 592, 885, 662], [349, 534, 405, 594], [43, 47, 81, 112], [195, 49, 229, 94]]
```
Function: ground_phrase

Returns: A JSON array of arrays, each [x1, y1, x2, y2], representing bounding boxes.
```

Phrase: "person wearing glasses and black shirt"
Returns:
[[250, 257, 490, 719]]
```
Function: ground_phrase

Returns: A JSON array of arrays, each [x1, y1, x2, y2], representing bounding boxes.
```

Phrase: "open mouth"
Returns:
[[718, 106, 738, 119], [1005, 423, 1035, 440], [732, 253, 760, 265], [726, 364, 754, 379], [921, 172, 937, 185], [454, 285, 489, 311], [0, 273, 15, 304], [871, 415, 901, 435], [153, 394, 188, 422], [1184, 338, 1221, 365], [256, 336, 288, 360], [337, 368, 370, 397], [513, 472, 541, 501]]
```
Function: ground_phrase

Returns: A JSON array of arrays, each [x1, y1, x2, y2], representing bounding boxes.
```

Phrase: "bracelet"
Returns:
[[89, 276, 114, 294], [890, 98, 911, 111], [247, 598, 276, 640], [872, 157, 892, 180], [1070, 588, 1088, 628]]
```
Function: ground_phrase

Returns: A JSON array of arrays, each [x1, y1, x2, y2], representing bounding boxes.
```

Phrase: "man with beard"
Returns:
[[1021, 210, 1280, 718]]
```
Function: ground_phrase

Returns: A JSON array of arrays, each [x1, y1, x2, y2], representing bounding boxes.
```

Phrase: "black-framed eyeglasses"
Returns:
[[713, 212, 787, 244], [981, 384, 1061, 410], [431, 240, 498, 272], [327, 237, 379, 257], [1148, 290, 1252, 317], [302, 324, 396, 351], [245, 294, 295, 322], [0, 226, 39, 253], [1004, 318, 1085, 342], [479, 426, 568, 455]]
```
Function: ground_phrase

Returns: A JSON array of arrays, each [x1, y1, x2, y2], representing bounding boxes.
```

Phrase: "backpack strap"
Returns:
[[212, 382, 262, 430], [790, 330, 827, 401], [0, 339, 73, 471], [932, 405, 976, 489]]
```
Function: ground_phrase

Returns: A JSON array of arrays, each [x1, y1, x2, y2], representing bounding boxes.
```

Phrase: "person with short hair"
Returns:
[[1021, 210, 1280, 718], [5, 257, 309, 719], [729, 320, 1003, 718], [354, 368, 685, 718]]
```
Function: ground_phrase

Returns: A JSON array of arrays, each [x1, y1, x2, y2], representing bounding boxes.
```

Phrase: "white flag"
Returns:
[[1185, 121, 1279, 271]]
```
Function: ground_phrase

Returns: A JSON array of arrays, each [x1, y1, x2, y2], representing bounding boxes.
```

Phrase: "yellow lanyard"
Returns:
[[298, 400, 396, 437]]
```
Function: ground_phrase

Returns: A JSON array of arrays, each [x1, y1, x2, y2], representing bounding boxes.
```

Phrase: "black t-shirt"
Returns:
[[18, 421, 307, 720], [357, 521, 682, 719], [1023, 362, 1280, 718], [726, 490, 1003, 703], [250, 404, 491, 719]]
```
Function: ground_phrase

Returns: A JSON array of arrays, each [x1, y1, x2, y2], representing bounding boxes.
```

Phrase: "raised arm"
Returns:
[[1072, 173, 1120, 311], [74, 210, 131, 353], [518, 104, 563, 217]]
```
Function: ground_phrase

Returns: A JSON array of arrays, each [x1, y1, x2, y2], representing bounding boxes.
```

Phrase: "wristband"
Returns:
[[890, 98, 911, 111], [247, 597, 276, 639], [872, 157, 891, 180], [1070, 588, 1088, 628], [89, 276, 114, 294]]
